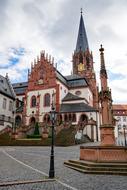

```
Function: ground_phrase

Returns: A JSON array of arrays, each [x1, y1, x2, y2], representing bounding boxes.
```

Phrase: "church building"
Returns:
[[12, 12, 101, 141]]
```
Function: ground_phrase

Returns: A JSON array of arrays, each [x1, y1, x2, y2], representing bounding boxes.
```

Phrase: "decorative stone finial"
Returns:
[[99, 44, 104, 52]]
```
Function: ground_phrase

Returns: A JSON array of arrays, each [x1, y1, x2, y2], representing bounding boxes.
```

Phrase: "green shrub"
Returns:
[[34, 122, 40, 135], [27, 134, 42, 139]]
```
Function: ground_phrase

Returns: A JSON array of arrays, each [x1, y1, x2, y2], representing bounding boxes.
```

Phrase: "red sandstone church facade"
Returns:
[[12, 13, 111, 141]]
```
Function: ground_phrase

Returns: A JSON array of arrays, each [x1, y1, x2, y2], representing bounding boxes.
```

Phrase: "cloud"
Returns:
[[0, 0, 126, 103]]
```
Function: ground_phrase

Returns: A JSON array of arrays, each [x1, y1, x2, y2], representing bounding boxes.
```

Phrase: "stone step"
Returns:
[[68, 159, 127, 168], [64, 161, 127, 172], [64, 160, 127, 175], [64, 164, 127, 176]]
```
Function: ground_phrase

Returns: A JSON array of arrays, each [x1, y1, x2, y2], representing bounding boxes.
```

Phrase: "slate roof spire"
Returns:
[[75, 10, 89, 52]]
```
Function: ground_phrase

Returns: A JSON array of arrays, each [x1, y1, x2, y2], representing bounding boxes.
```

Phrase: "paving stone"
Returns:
[[0, 144, 127, 190]]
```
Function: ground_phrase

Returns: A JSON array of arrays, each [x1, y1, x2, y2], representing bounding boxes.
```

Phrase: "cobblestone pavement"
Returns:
[[0, 181, 72, 190], [0, 143, 127, 190]]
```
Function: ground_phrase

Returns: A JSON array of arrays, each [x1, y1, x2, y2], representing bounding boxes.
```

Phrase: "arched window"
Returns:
[[31, 96, 36, 107], [43, 114, 50, 123], [79, 53, 83, 63], [44, 93, 50, 107]]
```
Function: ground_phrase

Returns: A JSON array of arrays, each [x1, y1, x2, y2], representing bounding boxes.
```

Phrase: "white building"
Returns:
[[0, 74, 15, 131], [113, 104, 127, 145]]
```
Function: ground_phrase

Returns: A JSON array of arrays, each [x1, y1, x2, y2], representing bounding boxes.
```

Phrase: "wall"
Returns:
[[69, 87, 93, 106], [0, 93, 15, 129], [56, 80, 68, 103], [26, 88, 56, 125]]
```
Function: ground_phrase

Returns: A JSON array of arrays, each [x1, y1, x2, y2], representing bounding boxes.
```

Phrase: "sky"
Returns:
[[0, 0, 127, 104]]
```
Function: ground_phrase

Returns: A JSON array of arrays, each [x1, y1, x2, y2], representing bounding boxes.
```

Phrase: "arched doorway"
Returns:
[[43, 114, 50, 124], [80, 114, 88, 123], [72, 113, 76, 122], [64, 114, 68, 122], [30, 117, 36, 126], [79, 114, 88, 130], [15, 115, 22, 127]]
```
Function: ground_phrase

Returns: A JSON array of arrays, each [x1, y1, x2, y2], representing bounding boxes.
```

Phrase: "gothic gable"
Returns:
[[28, 51, 56, 91]]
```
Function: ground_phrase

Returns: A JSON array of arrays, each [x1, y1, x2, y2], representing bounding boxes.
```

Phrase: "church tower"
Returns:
[[72, 11, 98, 108]]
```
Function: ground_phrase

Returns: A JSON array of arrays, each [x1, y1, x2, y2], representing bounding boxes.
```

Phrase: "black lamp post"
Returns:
[[123, 125, 127, 146], [49, 100, 56, 178]]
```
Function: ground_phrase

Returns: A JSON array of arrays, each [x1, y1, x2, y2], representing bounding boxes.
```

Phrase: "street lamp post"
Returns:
[[49, 104, 56, 178], [123, 125, 127, 146]]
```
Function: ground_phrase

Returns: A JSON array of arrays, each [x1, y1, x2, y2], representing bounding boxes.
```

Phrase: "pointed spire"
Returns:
[[75, 10, 89, 52], [5, 73, 8, 79], [99, 44, 107, 77]]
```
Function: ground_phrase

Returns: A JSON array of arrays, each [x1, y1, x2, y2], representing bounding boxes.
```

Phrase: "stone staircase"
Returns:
[[0, 126, 12, 135], [64, 159, 127, 175]]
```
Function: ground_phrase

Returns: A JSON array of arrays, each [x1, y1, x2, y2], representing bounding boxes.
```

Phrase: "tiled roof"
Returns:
[[65, 74, 88, 87], [56, 71, 67, 85], [56, 70, 88, 88], [113, 104, 127, 110], [65, 74, 83, 80], [12, 82, 28, 95], [60, 103, 96, 113], [62, 92, 84, 102], [12, 82, 28, 88], [67, 78, 87, 88], [12, 72, 88, 96], [0, 75, 15, 99]]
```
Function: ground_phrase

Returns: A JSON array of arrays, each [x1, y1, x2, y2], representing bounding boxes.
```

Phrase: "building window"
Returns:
[[75, 90, 81, 96], [44, 93, 50, 107], [3, 98, 7, 109], [118, 125, 121, 130], [123, 116, 126, 122], [31, 96, 36, 107], [9, 101, 13, 111]]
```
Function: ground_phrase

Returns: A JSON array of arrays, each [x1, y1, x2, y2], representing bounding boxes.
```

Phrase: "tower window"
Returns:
[[79, 53, 83, 63]]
